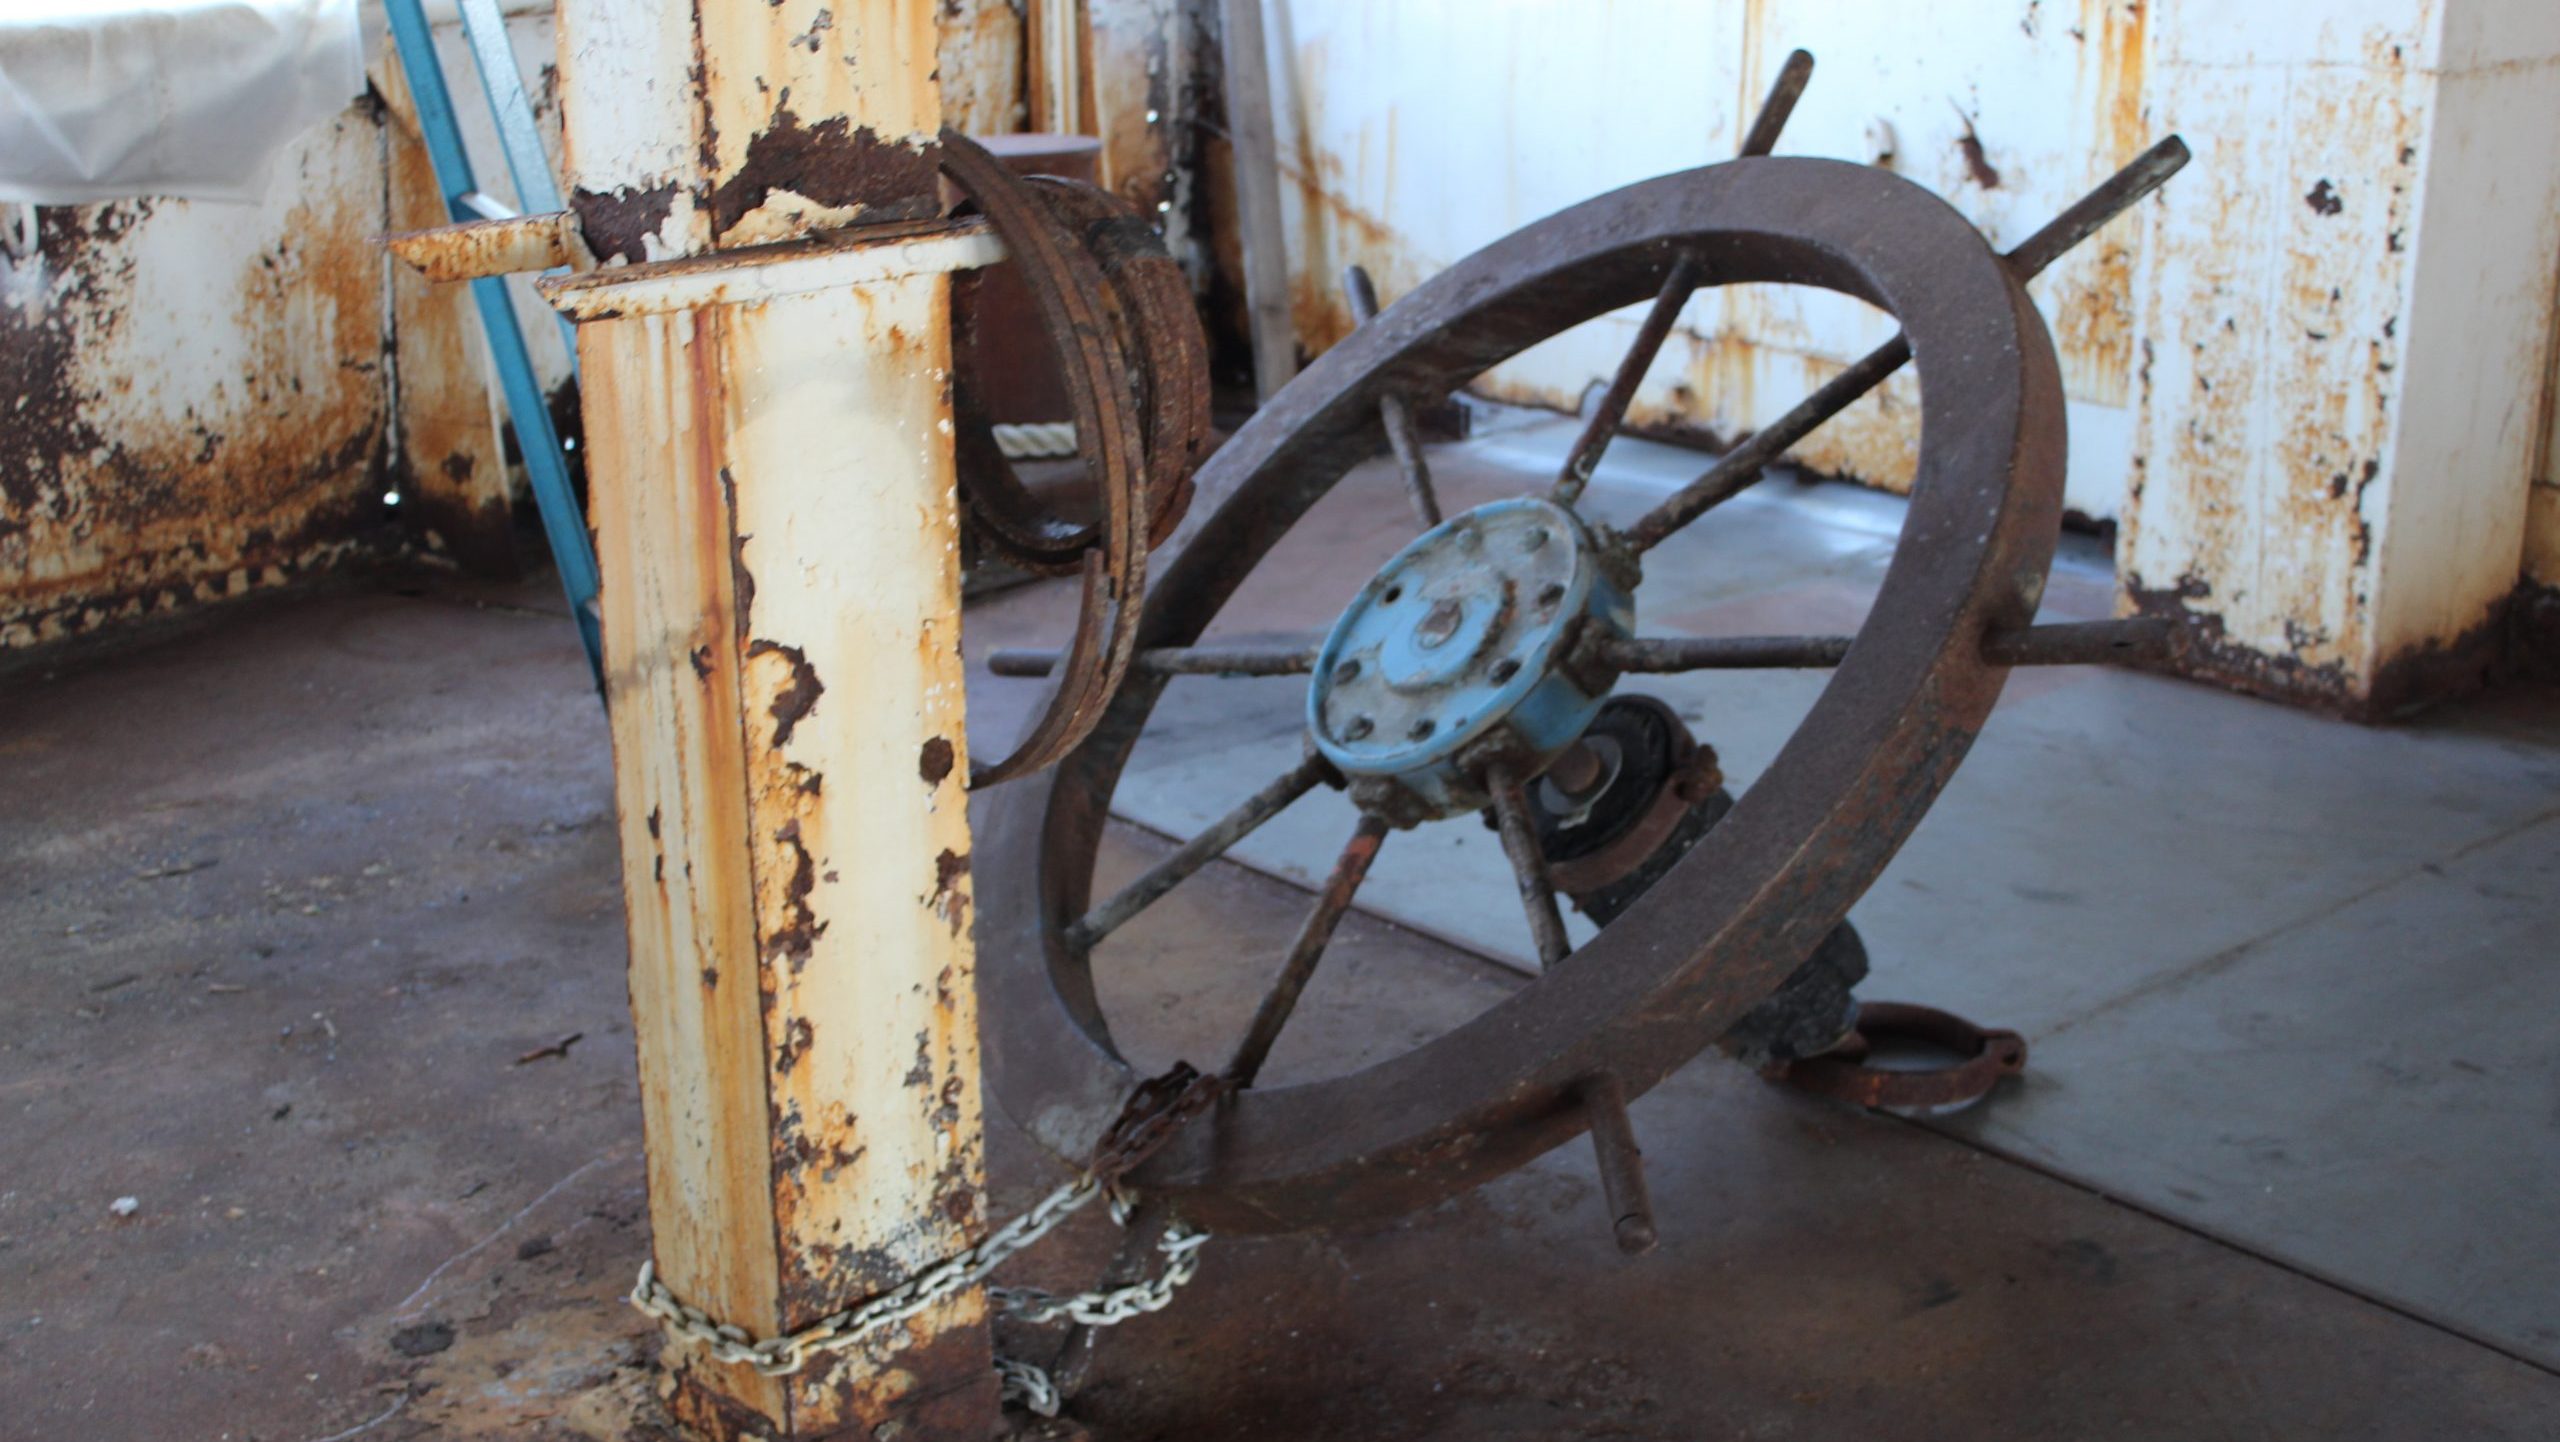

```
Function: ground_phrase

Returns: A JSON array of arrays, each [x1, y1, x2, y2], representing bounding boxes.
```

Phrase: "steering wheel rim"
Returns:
[[981, 155, 2066, 1235]]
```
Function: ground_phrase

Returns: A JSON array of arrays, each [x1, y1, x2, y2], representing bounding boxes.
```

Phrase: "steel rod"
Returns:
[[1486, 762, 1572, 969], [1737, 48, 1815, 159], [1581, 1073, 1658, 1255], [1554, 253, 1705, 507], [1068, 755, 1332, 949], [2004, 136, 2192, 280], [989, 641, 1320, 679], [1981, 616, 2175, 667], [1344, 264, 1444, 527], [1603, 634, 1854, 671], [1226, 814, 1392, 1086], [1551, 50, 1812, 512], [1624, 134, 2191, 555]]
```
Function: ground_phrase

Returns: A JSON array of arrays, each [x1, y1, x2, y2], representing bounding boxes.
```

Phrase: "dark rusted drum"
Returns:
[[983, 155, 2067, 1234], [939, 130, 1210, 789]]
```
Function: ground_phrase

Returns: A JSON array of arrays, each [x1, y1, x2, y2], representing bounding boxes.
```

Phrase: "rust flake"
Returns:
[[743, 638, 825, 746], [705, 108, 941, 245], [572, 183, 678, 266], [918, 734, 955, 785], [929, 847, 971, 937]]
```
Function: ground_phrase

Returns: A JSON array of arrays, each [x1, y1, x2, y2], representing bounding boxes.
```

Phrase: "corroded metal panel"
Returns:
[[2125, 0, 2560, 710], [583, 302, 790, 1427], [940, 0, 1029, 136], [558, 0, 946, 264], [559, 2, 997, 1432], [2121, 26, 2428, 700], [1231, 0, 2149, 517], [380, 42, 520, 577], [0, 112, 390, 649]]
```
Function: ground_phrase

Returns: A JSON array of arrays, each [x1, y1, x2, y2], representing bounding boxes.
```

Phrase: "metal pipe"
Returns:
[[1737, 49, 1816, 159], [1982, 616, 2176, 667], [1602, 634, 1854, 671], [1554, 253, 1705, 507], [1226, 813, 1392, 1086], [1625, 135, 2192, 554], [1068, 754, 1332, 948], [1344, 264, 1443, 527], [1486, 762, 1572, 969], [989, 641, 1320, 678], [1581, 1073, 1657, 1255]]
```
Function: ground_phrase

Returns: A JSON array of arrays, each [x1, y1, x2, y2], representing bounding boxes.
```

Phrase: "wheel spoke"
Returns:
[[1737, 48, 1815, 158], [1485, 762, 1572, 969], [1552, 50, 1809, 515], [1553, 253, 1705, 508], [1623, 135, 2191, 555], [1982, 617, 2175, 666], [1603, 634, 1852, 672], [989, 640, 1320, 679], [1344, 264, 1443, 527], [1225, 813, 1392, 1087], [1067, 754, 1330, 949]]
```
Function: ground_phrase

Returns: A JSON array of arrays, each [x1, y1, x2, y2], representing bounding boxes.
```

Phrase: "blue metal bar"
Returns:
[[381, 0, 603, 687], [452, 0, 582, 356]]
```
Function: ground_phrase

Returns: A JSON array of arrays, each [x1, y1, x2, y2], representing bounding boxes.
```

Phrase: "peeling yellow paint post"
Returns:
[[550, 2, 1000, 1437]]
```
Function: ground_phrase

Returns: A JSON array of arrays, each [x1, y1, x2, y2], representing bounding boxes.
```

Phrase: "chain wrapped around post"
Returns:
[[627, 1064, 1227, 1413]]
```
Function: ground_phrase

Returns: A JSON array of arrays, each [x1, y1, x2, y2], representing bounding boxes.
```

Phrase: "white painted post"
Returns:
[[549, 2, 1003, 1436]]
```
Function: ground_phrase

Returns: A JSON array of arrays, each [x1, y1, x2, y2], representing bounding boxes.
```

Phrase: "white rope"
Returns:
[[992, 421, 1079, 460]]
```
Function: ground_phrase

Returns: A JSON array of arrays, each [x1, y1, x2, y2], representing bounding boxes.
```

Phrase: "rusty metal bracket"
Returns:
[[941, 130, 1210, 789], [1763, 1001, 2028, 1113], [385, 208, 596, 283]]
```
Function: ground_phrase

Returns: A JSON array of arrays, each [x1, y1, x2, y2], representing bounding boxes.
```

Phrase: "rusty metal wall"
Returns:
[[1187, 0, 2560, 711], [1211, 0, 2153, 524], [2124, 1, 2560, 710], [0, 110, 394, 650]]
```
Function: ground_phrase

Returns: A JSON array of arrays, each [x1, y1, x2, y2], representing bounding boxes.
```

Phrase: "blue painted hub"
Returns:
[[1309, 497, 1634, 816]]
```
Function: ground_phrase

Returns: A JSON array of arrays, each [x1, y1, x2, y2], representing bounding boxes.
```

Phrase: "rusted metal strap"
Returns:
[[941, 131, 1211, 789], [1763, 1001, 2027, 1113]]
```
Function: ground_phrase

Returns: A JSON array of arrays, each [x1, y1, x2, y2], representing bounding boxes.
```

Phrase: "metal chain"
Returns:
[[988, 1218, 1210, 1326], [628, 1065, 1225, 1405], [995, 1356, 1064, 1418]]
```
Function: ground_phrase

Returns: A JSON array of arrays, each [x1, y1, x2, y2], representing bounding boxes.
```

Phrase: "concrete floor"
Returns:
[[3, 431, 2557, 1440]]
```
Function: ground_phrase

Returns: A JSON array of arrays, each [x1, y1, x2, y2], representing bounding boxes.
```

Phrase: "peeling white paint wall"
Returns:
[[2126, 0, 2560, 705], [1230, 0, 2560, 709]]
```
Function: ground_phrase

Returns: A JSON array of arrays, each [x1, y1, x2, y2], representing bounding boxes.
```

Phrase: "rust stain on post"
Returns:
[[578, 234, 993, 1436]]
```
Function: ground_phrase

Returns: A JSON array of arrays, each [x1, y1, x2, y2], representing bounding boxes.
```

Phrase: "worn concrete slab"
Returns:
[[6, 568, 2554, 1438], [1949, 806, 2560, 1366]]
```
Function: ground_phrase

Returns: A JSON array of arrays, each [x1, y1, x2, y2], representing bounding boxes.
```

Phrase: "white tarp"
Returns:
[[0, 0, 364, 205]]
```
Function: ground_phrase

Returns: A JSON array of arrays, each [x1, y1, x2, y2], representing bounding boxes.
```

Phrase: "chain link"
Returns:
[[995, 1357, 1064, 1418], [988, 1219, 1209, 1326]]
